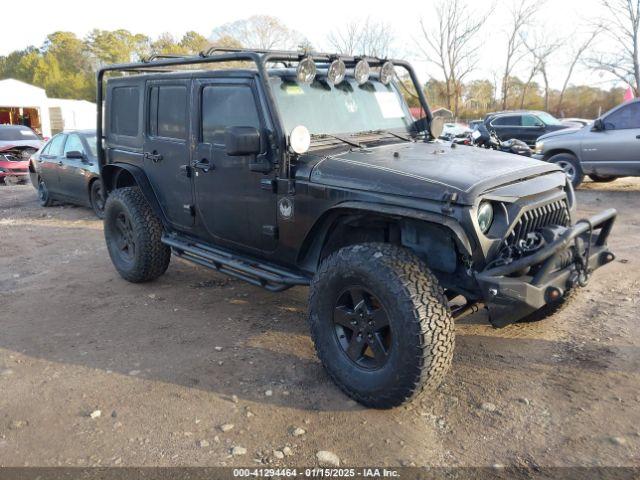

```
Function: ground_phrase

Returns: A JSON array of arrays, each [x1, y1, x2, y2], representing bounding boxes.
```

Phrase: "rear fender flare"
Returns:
[[101, 163, 167, 227]]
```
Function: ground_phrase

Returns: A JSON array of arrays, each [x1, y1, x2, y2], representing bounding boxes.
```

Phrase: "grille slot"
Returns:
[[506, 200, 570, 246]]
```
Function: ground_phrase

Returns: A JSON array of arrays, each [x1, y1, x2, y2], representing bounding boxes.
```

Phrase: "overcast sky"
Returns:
[[1, 0, 624, 90]]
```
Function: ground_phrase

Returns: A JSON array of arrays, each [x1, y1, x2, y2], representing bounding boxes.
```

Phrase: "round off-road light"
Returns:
[[354, 59, 370, 84], [327, 58, 346, 85], [477, 201, 494, 234], [289, 125, 311, 154], [380, 61, 395, 85], [296, 56, 316, 84]]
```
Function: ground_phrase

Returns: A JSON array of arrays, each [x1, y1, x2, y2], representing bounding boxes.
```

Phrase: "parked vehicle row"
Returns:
[[27, 129, 105, 218]]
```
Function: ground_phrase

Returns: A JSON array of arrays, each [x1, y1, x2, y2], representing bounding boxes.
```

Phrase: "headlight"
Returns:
[[0, 167, 7, 173], [477, 202, 494, 234], [296, 56, 316, 84], [354, 59, 370, 85], [534, 141, 544, 154], [379, 61, 395, 85]]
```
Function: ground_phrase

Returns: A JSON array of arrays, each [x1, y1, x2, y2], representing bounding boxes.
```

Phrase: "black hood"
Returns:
[[307, 142, 562, 205]]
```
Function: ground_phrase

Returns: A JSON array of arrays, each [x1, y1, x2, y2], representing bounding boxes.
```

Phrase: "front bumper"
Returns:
[[0, 172, 29, 184], [475, 208, 617, 326]]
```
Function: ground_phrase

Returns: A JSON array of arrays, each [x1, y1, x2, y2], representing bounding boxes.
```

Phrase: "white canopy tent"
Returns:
[[0, 79, 97, 138], [0, 79, 52, 138]]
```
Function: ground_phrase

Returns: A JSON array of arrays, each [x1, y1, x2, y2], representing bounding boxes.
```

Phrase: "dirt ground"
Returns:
[[0, 179, 638, 469]]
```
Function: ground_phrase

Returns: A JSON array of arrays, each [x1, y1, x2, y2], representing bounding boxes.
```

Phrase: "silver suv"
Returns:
[[534, 99, 640, 187]]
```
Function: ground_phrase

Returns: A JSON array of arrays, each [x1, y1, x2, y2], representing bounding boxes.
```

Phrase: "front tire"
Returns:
[[104, 187, 170, 283], [308, 243, 454, 409], [549, 153, 584, 188]]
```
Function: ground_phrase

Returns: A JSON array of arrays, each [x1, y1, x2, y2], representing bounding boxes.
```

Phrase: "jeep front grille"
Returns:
[[506, 199, 570, 246]]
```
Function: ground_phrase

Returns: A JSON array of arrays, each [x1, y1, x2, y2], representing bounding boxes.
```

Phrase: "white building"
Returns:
[[0, 78, 96, 138]]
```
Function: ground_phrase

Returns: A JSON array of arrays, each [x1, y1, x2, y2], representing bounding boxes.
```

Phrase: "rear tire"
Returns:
[[37, 178, 53, 207], [549, 153, 584, 188], [104, 187, 170, 283], [589, 174, 617, 183], [308, 243, 454, 409], [90, 180, 105, 219]]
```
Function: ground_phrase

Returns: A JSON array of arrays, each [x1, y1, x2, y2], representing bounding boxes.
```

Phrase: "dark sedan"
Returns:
[[29, 130, 105, 218]]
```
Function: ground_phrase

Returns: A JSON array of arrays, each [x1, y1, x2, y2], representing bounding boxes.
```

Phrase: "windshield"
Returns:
[[536, 112, 562, 126], [0, 126, 39, 141], [270, 76, 413, 136], [84, 134, 98, 157]]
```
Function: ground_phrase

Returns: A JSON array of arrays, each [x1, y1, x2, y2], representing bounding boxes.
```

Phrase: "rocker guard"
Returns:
[[475, 208, 617, 327]]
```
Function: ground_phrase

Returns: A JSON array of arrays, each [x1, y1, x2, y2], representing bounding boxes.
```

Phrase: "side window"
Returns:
[[148, 85, 187, 140], [111, 86, 139, 137], [63, 134, 84, 155], [492, 115, 522, 126], [522, 115, 541, 127], [604, 103, 640, 130], [201, 85, 260, 144], [48, 134, 67, 157]]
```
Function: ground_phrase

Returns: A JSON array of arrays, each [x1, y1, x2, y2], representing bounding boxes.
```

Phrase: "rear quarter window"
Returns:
[[110, 86, 140, 137]]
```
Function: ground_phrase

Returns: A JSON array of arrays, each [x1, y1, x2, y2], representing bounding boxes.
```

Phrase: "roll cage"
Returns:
[[96, 47, 433, 180]]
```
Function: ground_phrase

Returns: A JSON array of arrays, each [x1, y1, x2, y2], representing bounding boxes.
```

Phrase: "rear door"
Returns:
[[581, 102, 640, 175], [490, 114, 523, 142], [143, 79, 195, 230], [59, 133, 89, 203], [38, 133, 66, 195]]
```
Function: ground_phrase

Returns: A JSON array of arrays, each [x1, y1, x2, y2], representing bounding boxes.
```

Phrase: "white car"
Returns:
[[441, 122, 471, 139]]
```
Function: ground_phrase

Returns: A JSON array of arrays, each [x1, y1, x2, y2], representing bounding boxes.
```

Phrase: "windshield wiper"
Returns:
[[356, 129, 412, 142], [310, 133, 363, 149]]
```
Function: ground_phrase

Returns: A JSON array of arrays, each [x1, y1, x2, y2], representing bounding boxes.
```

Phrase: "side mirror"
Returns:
[[66, 150, 84, 160], [225, 126, 261, 156], [592, 118, 605, 131]]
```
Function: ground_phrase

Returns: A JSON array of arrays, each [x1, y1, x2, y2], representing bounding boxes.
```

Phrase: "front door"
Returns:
[[143, 79, 194, 230], [192, 78, 277, 253], [59, 133, 89, 202], [581, 102, 640, 175], [38, 133, 67, 196]]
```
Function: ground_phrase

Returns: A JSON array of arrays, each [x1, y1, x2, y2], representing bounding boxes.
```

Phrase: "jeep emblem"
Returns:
[[278, 197, 293, 220]]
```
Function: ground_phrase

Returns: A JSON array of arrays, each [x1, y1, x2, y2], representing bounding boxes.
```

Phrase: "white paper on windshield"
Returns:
[[374, 92, 404, 118], [471, 129, 482, 139], [19, 130, 32, 136]]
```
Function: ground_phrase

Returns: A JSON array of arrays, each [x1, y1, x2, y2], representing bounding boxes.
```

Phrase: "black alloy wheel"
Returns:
[[333, 287, 391, 370], [113, 211, 136, 264]]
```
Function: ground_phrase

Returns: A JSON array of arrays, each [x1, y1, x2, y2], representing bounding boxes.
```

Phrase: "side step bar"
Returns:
[[161, 234, 311, 292]]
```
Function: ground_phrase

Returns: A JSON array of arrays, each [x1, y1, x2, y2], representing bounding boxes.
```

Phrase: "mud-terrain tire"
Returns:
[[308, 243, 454, 409], [37, 177, 53, 207], [90, 180, 105, 219], [589, 174, 617, 183], [104, 187, 170, 283], [549, 153, 584, 188], [519, 287, 578, 323]]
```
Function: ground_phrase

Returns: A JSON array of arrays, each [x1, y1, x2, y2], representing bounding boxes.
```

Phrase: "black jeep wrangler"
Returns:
[[97, 48, 616, 408]]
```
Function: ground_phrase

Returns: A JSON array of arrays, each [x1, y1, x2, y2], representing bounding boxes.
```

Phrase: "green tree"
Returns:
[[87, 29, 150, 65]]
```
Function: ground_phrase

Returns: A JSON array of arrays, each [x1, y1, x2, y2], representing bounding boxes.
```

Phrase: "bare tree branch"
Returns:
[[327, 18, 395, 58], [585, 0, 639, 95], [416, 0, 490, 116]]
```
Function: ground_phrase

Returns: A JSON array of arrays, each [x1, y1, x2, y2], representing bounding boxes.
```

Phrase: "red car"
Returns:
[[0, 153, 29, 185]]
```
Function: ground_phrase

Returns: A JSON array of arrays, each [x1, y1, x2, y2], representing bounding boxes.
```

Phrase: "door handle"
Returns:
[[143, 151, 163, 163], [193, 158, 212, 172]]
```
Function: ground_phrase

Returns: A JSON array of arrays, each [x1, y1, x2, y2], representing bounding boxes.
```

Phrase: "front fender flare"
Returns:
[[297, 201, 473, 271]]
